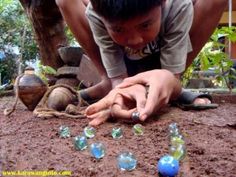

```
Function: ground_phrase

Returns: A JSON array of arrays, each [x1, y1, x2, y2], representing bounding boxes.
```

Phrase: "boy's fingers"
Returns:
[[140, 85, 158, 121], [111, 94, 135, 119], [86, 111, 101, 119], [134, 89, 147, 114], [88, 109, 110, 126], [116, 74, 147, 88], [85, 97, 110, 115]]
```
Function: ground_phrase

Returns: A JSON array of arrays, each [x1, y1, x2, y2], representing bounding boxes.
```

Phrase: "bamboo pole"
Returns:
[[228, 0, 232, 59]]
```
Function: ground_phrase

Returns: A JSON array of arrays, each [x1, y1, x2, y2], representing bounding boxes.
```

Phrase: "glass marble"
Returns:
[[157, 155, 179, 177], [90, 142, 105, 159], [132, 124, 144, 135], [111, 127, 123, 139], [170, 136, 185, 146], [169, 123, 180, 136], [117, 152, 137, 171], [73, 135, 88, 151], [59, 125, 70, 138], [169, 123, 178, 131], [131, 111, 140, 122], [83, 126, 96, 138], [169, 144, 186, 161]]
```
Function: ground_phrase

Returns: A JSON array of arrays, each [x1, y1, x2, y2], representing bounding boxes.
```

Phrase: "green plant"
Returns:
[[36, 61, 57, 84], [182, 26, 236, 92], [0, 0, 38, 82]]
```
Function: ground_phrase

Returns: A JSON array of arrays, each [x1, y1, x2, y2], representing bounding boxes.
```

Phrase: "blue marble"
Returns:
[[111, 127, 123, 139], [83, 126, 96, 138], [90, 142, 105, 159], [157, 155, 179, 177], [59, 125, 70, 138], [117, 152, 137, 171], [73, 135, 88, 151]]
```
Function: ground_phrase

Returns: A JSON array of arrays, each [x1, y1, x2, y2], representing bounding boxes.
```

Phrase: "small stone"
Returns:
[[132, 124, 144, 135], [90, 142, 105, 159], [157, 155, 179, 177], [73, 135, 88, 151], [117, 152, 137, 171], [111, 127, 123, 139], [83, 126, 96, 138], [169, 144, 186, 161], [59, 126, 70, 138]]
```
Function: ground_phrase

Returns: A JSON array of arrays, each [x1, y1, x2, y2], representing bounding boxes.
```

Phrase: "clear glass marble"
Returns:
[[132, 124, 144, 136], [169, 144, 186, 161], [73, 135, 88, 151], [90, 142, 105, 159], [111, 127, 123, 139], [59, 125, 70, 138], [83, 126, 96, 138], [117, 152, 137, 171]]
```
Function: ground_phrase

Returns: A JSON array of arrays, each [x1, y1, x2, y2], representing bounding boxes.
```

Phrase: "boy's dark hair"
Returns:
[[90, 0, 163, 22]]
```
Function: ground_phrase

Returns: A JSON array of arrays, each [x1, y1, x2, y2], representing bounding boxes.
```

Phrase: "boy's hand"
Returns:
[[116, 69, 182, 121], [85, 84, 147, 126]]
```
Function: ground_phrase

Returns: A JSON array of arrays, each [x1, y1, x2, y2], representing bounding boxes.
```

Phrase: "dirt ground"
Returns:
[[0, 94, 235, 177]]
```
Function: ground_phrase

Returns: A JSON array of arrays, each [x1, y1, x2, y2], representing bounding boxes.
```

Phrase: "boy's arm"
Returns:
[[110, 73, 128, 88]]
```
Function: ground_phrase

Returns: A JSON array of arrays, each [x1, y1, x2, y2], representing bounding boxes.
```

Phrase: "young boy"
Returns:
[[56, 0, 227, 125]]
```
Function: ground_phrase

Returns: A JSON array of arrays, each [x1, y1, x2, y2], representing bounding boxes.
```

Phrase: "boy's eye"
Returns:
[[112, 27, 124, 33], [140, 22, 151, 29]]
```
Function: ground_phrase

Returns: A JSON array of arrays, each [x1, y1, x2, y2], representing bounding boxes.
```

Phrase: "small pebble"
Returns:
[[117, 152, 137, 171], [59, 126, 70, 138], [84, 126, 96, 138], [132, 124, 144, 135], [90, 142, 105, 159]]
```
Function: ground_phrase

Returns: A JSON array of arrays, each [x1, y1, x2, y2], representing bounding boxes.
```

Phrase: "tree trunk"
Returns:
[[19, 0, 68, 69]]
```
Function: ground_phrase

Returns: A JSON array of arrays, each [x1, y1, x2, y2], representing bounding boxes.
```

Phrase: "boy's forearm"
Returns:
[[171, 73, 182, 100]]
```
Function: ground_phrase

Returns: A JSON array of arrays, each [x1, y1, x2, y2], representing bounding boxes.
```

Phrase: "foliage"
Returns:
[[36, 61, 57, 84], [0, 0, 38, 84], [65, 26, 78, 46], [182, 26, 236, 91]]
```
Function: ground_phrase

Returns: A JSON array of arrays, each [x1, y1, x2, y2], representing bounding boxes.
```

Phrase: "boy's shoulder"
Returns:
[[161, 0, 193, 33], [163, 0, 193, 20]]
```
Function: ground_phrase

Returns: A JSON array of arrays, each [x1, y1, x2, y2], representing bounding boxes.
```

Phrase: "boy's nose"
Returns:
[[127, 34, 143, 46]]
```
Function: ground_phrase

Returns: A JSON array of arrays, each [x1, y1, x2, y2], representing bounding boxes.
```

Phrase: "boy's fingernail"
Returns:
[[140, 114, 147, 121], [86, 107, 95, 115]]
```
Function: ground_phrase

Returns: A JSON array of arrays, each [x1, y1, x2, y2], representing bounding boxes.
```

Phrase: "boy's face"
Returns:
[[103, 6, 162, 50]]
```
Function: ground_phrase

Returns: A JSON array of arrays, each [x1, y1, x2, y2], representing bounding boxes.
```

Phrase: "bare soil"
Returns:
[[0, 94, 235, 177]]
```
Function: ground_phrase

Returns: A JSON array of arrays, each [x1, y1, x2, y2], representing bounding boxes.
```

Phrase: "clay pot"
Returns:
[[17, 67, 47, 111], [58, 46, 83, 66], [47, 87, 78, 111]]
